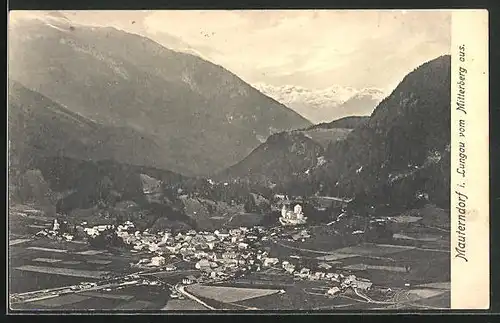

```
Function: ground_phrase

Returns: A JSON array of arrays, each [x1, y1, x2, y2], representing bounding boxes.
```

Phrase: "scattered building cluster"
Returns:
[[34, 219, 75, 242], [120, 225, 286, 282], [84, 224, 116, 238], [111, 221, 373, 293], [323, 274, 373, 297], [32, 216, 373, 299]]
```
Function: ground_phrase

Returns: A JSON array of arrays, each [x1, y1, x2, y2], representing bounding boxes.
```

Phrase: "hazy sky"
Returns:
[[12, 10, 451, 92]]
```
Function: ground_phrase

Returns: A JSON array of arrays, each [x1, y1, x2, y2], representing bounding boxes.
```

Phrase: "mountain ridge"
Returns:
[[303, 116, 370, 131], [218, 55, 451, 211], [8, 16, 311, 176]]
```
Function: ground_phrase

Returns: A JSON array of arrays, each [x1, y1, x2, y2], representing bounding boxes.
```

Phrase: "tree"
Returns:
[[244, 194, 257, 213], [88, 228, 124, 249]]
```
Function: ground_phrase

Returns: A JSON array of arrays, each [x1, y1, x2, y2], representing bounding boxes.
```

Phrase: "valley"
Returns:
[[9, 202, 449, 310], [8, 11, 452, 312]]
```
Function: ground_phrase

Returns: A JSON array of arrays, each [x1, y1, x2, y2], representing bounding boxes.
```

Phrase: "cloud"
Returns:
[[9, 10, 451, 92], [141, 10, 451, 89]]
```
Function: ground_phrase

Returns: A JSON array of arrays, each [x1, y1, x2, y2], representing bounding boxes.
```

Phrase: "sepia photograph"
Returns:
[[7, 9, 489, 311]]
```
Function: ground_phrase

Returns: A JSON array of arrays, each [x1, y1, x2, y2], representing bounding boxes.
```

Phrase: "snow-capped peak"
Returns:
[[253, 83, 387, 123]]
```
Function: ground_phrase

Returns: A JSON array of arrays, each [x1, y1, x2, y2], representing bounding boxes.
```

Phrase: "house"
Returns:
[[148, 243, 160, 252], [52, 219, 60, 231], [222, 252, 238, 259], [263, 257, 279, 267], [194, 251, 208, 258], [279, 204, 307, 226], [161, 232, 172, 242], [327, 286, 341, 296], [353, 278, 373, 291], [230, 229, 242, 236], [314, 272, 326, 279], [138, 258, 150, 265], [35, 230, 48, 237], [300, 267, 310, 274], [215, 230, 230, 239], [205, 235, 217, 242], [62, 233, 74, 241], [195, 259, 211, 270], [294, 272, 307, 279], [97, 225, 110, 231], [84, 227, 99, 237], [326, 273, 340, 282], [133, 244, 146, 251], [282, 261, 295, 273], [190, 235, 206, 245], [151, 256, 166, 266], [165, 245, 180, 253]]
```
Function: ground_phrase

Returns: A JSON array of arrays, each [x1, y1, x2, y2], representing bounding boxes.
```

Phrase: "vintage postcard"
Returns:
[[7, 9, 489, 311]]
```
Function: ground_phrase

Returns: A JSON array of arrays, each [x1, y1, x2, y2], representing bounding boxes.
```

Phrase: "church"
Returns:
[[279, 203, 307, 226]]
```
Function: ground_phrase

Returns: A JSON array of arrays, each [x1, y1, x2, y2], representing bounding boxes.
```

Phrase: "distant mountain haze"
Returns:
[[254, 83, 386, 123], [8, 16, 310, 176]]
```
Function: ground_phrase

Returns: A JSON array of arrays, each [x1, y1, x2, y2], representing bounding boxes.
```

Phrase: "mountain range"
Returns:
[[223, 55, 451, 211], [8, 13, 451, 230], [254, 83, 386, 124], [8, 14, 310, 176]]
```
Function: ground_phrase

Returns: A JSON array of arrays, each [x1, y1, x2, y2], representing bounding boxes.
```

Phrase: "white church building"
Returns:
[[279, 203, 307, 226]]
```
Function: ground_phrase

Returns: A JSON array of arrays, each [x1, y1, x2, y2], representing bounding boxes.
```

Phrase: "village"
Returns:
[[9, 194, 451, 310], [24, 199, 374, 303]]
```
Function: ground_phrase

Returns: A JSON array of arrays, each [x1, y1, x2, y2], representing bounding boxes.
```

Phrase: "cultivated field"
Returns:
[[186, 285, 280, 303]]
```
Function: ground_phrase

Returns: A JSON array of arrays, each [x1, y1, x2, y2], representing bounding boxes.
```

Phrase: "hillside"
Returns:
[[8, 82, 190, 225], [298, 116, 370, 148], [304, 116, 370, 131], [217, 131, 325, 189], [219, 55, 451, 211], [8, 15, 310, 176], [8, 81, 173, 173], [217, 114, 372, 184], [313, 55, 452, 209]]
